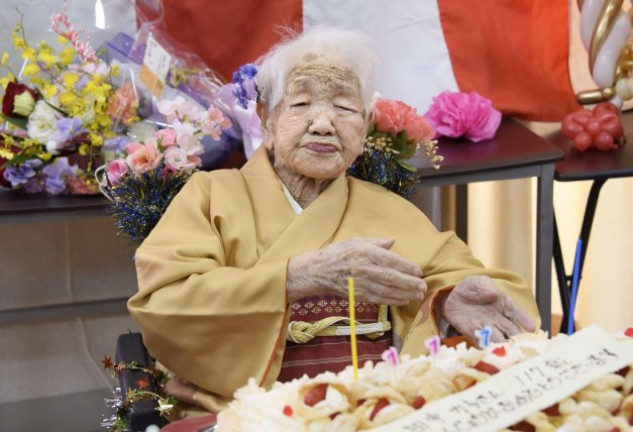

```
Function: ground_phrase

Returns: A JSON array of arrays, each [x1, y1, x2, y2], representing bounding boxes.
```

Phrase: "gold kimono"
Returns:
[[128, 146, 540, 412]]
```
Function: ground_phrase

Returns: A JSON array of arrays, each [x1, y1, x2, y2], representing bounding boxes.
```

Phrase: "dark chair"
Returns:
[[115, 332, 166, 431]]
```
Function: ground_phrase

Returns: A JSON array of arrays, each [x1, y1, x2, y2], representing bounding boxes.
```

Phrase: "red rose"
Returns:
[[2, 80, 40, 118]]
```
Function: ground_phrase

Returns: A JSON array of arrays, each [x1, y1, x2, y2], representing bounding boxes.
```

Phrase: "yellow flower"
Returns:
[[59, 47, 75, 65], [90, 134, 104, 147], [111, 64, 120, 77], [21, 47, 36, 62], [59, 91, 77, 107], [95, 113, 112, 129], [22, 63, 40, 76], [57, 35, 69, 45], [63, 72, 79, 89], [37, 50, 57, 69], [29, 77, 45, 88], [79, 144, 90, 156], [11, 34, 26, 50], [0, 78, 9, 90], [39, 152, 52, 162], [1, 52, 8, 66], [43, 83, 58, 99], [0, 148, 14, 160]]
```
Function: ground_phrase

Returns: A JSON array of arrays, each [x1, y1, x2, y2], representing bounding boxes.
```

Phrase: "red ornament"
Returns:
[[561, 102, 624, 151], [282, 405, 293, 417], [624, 327, 633, 338]]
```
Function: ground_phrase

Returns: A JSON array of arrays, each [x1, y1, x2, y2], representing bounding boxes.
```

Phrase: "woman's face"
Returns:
[[263, 58, 367, 181]]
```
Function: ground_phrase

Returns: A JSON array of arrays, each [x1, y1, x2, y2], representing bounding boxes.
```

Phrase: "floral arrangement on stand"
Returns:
[[347, 98, 442, 199], [0, 16, 138, 195], [97, 96, 231, 243]]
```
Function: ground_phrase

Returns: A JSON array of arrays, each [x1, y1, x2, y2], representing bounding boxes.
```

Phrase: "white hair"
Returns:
[[255, 26, 377, 114]]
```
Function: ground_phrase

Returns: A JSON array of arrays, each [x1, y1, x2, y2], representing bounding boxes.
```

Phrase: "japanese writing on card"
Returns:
[[139, 33, 172, 98], [372, 325, 633, 432]]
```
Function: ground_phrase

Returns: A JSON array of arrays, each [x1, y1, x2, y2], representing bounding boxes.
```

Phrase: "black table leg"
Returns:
[[554, 178, 607, 334]]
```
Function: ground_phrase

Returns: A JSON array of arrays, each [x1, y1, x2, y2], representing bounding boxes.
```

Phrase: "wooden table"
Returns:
[[547, 111, 633, 333], [415, 117, 564, 332]]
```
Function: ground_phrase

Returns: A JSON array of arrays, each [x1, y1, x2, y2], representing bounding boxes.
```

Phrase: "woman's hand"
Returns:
[[442, 275, 536, 342], [287, 237, 427, 305]]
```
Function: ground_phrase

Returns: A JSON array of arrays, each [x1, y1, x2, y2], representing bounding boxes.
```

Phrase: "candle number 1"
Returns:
[[475, 326, 492, 349], [381, 347, 399, 366], [425, 335, 441, 355]]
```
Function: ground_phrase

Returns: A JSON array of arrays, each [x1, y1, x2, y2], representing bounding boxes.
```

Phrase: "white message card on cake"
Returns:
[[373, 325, 633, 432]]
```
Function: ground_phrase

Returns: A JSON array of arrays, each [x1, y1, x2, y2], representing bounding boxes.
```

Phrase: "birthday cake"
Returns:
[[215, 326, 633, 431]]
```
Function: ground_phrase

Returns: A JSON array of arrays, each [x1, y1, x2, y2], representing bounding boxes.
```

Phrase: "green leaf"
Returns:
[[42, 99, 68, 116], [397, 160, 418, 172], [1, 114, 27, 130], [2, 153, 35, 167]]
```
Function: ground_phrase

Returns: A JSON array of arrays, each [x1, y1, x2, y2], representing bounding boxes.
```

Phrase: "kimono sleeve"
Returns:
[[128, 172, 289, 399]]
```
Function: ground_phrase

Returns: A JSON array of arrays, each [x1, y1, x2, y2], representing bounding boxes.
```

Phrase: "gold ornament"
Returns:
[[575, 0, 632, 104], [576, 86, 616, 104]]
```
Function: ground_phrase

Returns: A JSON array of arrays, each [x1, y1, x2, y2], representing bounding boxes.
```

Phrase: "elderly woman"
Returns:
[[128, 27, 539, 414]]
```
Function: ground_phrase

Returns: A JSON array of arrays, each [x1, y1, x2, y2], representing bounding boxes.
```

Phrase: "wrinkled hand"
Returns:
[[287, 237, 427, 305], [443, 275, 536, 343]]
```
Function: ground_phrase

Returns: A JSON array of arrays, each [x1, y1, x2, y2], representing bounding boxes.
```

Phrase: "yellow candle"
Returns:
[[348, 277, 359, 380]]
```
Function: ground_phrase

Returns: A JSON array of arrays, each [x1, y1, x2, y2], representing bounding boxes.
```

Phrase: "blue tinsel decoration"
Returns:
[[107, 169, 191, 243], [347, 147, 418, 200]]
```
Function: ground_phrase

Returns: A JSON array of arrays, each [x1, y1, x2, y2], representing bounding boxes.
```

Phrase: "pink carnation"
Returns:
[[424, 91, 501, 143], [106, 158, 128, 185], [374, 99, 434, 143], [154, 128, 177, 147]]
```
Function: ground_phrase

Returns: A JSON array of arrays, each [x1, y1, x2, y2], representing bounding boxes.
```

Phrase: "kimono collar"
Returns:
[[241, 146, 349, 262]]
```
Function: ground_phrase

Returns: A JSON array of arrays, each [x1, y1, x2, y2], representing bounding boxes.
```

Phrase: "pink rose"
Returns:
[[106, 158, 128, 184], [424, 91, 501, 143], [125, 141, 142, 155], [373, 99, 434, 143], [125, 139, 163, 175], [154, 128, 177, 147]]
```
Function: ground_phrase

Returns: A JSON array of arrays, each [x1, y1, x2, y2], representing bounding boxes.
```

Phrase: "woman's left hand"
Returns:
[[442, 275, 536, 343]]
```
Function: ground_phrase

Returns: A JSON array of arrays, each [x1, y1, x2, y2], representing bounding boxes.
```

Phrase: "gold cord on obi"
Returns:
[[287, 304, 391, 344]]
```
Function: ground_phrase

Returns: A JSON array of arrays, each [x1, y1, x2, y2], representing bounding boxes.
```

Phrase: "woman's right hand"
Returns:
[[287, 237, 427, 305]]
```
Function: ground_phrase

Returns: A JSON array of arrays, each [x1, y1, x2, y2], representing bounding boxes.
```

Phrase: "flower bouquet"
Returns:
[[347, 98, 443, 199], [97, 95, 231, 243], [0, 15, 139, 195]]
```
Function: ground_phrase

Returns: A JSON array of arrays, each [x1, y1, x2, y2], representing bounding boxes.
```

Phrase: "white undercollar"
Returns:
[[279, 180, 304, 215]]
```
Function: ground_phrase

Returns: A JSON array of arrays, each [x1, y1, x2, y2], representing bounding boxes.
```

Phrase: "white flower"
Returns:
[[157, 95, 205, 123], [27, 100, 62, 151], [164, 146, 197, 172], [172, 120, 203, 156]]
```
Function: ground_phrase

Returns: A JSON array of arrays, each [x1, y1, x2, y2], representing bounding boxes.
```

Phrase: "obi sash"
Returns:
[[277, 294, 392, 382]]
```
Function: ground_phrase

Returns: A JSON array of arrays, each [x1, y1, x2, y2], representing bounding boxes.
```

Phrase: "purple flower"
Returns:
[[41, 157, 77, 194], [103, 136, 130, 153], [53, 117, 85, 143], [3, 159, 43, 186], [23, 178, 44, 193], [75, 75, 90, 90], [232, 63, 259, 109]]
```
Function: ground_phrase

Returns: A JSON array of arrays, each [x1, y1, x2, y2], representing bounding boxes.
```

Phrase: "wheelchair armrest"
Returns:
[[116, 332, 166, 431]]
